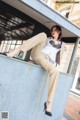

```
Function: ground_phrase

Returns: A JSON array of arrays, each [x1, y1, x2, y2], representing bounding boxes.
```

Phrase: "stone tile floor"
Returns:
[[63, 92, 80, 120]]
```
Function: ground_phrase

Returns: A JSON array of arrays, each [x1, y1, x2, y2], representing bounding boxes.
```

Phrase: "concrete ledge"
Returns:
[[0, 55, 73, 120]]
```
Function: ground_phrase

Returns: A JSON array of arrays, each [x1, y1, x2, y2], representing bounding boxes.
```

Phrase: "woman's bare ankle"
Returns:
[[46, 101, 52, 112]]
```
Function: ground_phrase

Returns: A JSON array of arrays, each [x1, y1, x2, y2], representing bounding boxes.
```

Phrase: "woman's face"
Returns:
[[51, 27, 60, 40]]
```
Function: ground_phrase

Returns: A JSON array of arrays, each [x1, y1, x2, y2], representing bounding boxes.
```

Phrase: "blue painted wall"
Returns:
[[0, 55, 73, 120]]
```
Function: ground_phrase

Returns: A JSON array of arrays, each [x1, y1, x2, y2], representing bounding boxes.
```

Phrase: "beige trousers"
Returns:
[[7, 32, 59, 103]]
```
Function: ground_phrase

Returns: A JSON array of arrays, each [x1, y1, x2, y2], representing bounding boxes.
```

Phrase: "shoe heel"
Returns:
[[43, 102, 46, 112], [43, 102, 52, 117]]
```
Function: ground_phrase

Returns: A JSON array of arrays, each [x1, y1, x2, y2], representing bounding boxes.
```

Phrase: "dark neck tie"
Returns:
[[49, 40, 61, 49]]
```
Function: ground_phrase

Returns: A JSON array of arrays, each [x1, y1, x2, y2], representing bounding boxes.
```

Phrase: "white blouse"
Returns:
[[41, 37, 61, 64]]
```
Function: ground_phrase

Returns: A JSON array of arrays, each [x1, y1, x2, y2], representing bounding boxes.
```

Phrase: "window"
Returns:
[[71, 58, 80, 95], [0, 40, 23, 54], [76, 75, 80, 90], [71, 57, 79, 75], [60, 7, 71, 18]]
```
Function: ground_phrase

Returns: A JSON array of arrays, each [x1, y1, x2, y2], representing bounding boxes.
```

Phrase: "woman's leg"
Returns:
[[7, 32, 47, 57], [33, 54, 59, 112]]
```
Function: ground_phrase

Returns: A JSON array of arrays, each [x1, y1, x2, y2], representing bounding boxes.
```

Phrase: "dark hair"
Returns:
[[50, 25, 62, 41]]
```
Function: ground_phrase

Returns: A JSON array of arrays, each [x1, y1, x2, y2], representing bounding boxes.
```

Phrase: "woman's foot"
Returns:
[[46, 101, 52, 112], [44, 102, 52, 116], [6, 47, 21, 58], [6, 53, 13, 57]]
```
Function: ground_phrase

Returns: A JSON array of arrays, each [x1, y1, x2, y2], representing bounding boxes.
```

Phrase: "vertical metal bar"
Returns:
[[67, 37, 80, 74]]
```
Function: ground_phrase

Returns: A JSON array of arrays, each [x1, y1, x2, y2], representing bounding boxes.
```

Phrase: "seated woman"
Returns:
[[6, 25, 65, 117]]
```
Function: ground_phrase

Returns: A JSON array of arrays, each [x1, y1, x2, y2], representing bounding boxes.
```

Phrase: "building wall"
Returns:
[[54, 1, 80, 94], [40, 0, 80, 94], [58, 43, 75, 73]]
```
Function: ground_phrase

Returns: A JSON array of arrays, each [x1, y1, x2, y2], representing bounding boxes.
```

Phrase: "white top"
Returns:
[[41, 37, 61, 64]]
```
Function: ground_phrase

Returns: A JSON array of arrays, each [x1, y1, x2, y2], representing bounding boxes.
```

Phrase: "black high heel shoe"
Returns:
[[0, 52, 7, 56], [44, 102, 52, 117]]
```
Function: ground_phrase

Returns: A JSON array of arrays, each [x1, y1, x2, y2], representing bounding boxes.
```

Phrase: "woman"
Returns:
[[7, 25, 64, 117]]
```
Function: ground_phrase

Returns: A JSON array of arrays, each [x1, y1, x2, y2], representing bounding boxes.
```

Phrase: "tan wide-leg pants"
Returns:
[[7, 32, 59, 103]]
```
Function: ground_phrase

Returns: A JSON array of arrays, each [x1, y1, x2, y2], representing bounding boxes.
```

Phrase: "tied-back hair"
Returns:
[[50, 25, 62, 41]]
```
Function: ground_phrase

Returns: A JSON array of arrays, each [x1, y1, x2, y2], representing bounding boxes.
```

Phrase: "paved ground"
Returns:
[[63, 92, 80, 120]]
